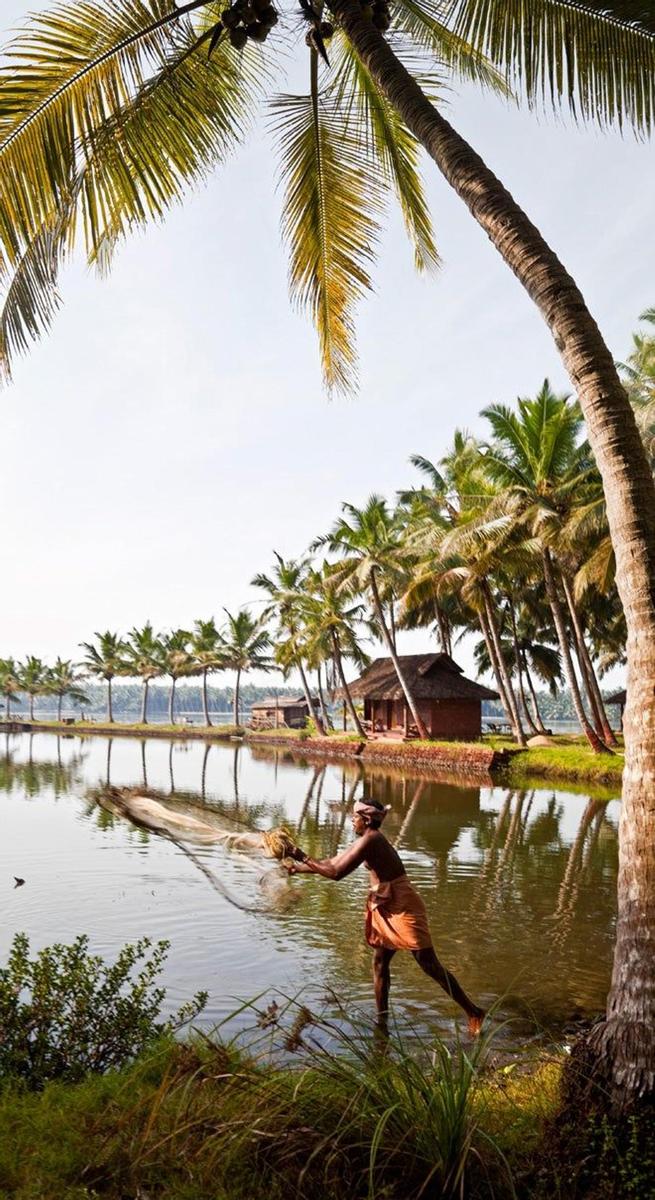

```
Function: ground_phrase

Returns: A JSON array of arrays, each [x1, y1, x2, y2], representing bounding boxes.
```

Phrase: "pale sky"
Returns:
[[3, 1, 652, 687]]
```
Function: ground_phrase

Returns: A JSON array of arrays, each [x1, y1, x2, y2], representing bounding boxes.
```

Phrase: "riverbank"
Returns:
[[1, 720, 624, 788], [0, 1032, 562, 1200]]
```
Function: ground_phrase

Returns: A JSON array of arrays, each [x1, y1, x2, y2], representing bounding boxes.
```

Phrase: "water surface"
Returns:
[[1, 731, 619, 1045]]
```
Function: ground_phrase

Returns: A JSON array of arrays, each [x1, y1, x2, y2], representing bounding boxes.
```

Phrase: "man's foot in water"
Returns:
[[467, 1008, 485, 1037]]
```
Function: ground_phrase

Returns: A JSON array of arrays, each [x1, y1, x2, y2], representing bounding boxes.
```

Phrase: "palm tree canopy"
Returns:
[[0, 0, 653, 389], [47, 658, 89, 703], [18, 656, 48, 695], [222, 608, 272, 672], [160, 628, 194, 678], [126, 622, 164, 680], [191, 618, 227, 670], [80, 631, 129, 680]]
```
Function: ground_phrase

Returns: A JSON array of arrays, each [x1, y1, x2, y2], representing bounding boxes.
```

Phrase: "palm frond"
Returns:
[[394, 0, 513, 95], [271, 54, 385, 394], [449, 0, 655, 132], [0, 0, 262, 378], [331, 34, 439, 273]]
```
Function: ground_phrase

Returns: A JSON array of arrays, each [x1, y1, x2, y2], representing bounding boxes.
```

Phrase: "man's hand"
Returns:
[[289, 845, 308, 863]]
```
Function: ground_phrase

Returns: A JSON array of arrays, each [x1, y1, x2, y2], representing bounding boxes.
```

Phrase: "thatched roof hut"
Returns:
[[342, 654, 498, 740]]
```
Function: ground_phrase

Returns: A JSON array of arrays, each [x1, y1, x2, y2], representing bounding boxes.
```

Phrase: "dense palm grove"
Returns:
[[3, 315, 652, 744]]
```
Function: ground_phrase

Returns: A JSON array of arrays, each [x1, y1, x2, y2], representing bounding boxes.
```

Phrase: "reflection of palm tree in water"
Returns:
[[394, 780, 426, 850], [200, 743, 210, 803], [141, 740, 148, 790], [106, 738, 113, 788], [330, 769, 362, 854], [233, 743, 240, 810], [551, 799, 608, 946], [296, 765, 324, 839]]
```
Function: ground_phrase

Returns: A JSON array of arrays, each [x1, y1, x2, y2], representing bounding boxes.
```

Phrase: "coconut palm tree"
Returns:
[[191, 618, 226, 726], [221, 609, 272, 725], [318, 494, 430, 738], [80, 631, 129, 723], [401, 440, 529, 744], [126, 623, 163, 724], [301, 565, 372, 738], [480, 382, 611, 753], [160, 629, 193, 725], [3, 0, 655, 1107], [0, 658, 21, 719], [47, 659, 89, 721], [252, 553, 326, 733], [18, 656, 48, 721]]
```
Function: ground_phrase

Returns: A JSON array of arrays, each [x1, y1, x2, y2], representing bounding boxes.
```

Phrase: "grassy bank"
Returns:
[[489, 735, 624, 789], [3, 720, 624, 789], [3, 718, 245, 741], [0, 1031, 562, 1200]]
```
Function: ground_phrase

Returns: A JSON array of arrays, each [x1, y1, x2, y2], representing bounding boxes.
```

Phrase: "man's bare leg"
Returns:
[[412, 947, 485, 1035], [372, 947, 395, 1030]]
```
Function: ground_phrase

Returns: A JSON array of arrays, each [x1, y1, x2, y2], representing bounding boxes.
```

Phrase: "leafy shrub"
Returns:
[[0, 933, 206, 1089]]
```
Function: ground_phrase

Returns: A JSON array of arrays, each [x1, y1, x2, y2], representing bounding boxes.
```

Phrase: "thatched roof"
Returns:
[[605, 689, 626, 706], [250, 695, 317, 711], [341, 654, 498, 702]]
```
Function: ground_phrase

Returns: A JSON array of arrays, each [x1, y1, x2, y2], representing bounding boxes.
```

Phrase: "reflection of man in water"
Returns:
[[286, 797, 485, 1035]]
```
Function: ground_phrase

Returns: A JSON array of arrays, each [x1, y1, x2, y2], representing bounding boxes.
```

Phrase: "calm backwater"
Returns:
[[1, 731, 620, 1045]]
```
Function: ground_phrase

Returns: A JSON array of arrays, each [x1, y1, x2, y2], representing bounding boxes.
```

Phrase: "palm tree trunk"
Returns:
[[5, 694, 10, 719], [57, 693, 63, 722], [107, 677, 113, 724], [141, 678, 149, 725], [168, 677, 176, 725], [370, 569, 429, 739], [477, 608, 513, 728], [389, 603, 397, 651], [333, 0, 655, 1100], [202, 668, 211, 727], [560, 572, 618, 746], [434, 603, 451, 656], [481, 589, 526, 746], [523, 655, 548, 734], [542, 550, 609, 753], [332, 630, 366, 738], [316, 665, 333, 731], [297, 659, 326, 735], [29, 694, 34, 721], [506, 597, 539, 737], [233, 668, 241, 726]]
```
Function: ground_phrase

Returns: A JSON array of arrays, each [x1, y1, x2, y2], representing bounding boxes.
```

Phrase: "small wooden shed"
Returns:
[[344, 653, 498, 740], [605, 688, 626, 730], [249, 695, 319, 730]]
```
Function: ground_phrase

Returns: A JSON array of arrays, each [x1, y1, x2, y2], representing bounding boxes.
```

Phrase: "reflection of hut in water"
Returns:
[[343, 653, 497, 739], [249, 695, 319, 730], [605, 689, 626, 731], [361, 771, 481, 861]]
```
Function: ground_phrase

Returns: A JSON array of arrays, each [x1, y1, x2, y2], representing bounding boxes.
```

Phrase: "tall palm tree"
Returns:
[[18, 656, 48, 721], [301, 564, 372, 738], [3, 0, 655, 1106], [191, 617, 226, 726], [252, 553, 326, 733], [0, 658, 21, 719], [160, 629, 193, 725], [126, 623, 163, 724], [80, 631, 129, 723], [47, 659, 89, 721], [318, 494, 429, 738], [402, 441, 529, 744], [221, 608, 272, 725], [480, 383, 610, 753]]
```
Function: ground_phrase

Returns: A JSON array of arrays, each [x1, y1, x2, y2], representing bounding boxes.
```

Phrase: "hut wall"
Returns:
[[428, 700, 481, 740]]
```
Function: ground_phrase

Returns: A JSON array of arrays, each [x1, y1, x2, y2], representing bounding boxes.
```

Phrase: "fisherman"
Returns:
[[286, 796, 485, 1035]]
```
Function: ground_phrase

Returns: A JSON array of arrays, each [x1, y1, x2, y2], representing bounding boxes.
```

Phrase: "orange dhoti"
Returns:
[[365, 874, 433, 951]]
